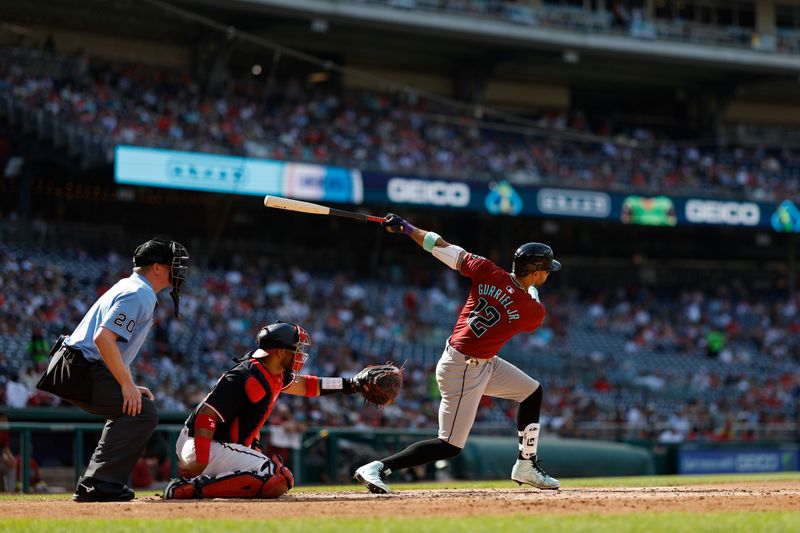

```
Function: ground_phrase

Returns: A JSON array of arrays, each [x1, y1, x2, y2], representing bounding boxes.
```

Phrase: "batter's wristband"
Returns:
[[402, 221, 415, 236], [304, 375, 320, 397], [423, 232, 441, 252]]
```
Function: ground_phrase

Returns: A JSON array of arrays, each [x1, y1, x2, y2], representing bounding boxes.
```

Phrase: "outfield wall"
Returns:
[[6, 408, 799, 490], [454, 437, 656, 479]]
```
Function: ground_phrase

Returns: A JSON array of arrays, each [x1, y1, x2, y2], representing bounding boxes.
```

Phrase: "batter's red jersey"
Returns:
[[449, 253, 546, 359]]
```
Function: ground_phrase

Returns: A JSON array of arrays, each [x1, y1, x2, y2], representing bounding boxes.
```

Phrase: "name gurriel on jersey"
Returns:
[[477, 283, 521, 321]]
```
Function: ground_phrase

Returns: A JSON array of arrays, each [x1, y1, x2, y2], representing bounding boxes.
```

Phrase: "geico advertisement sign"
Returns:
[[684, 200, 760, 226], [537, 188, 611, 218], [387, 178, 470, 207]]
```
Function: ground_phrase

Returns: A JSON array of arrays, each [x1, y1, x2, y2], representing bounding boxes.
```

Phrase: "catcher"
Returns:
[[163, 321, 401, 499]]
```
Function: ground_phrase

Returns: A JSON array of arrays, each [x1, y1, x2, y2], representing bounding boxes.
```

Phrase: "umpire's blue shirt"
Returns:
[[65, 272, 158, 367]]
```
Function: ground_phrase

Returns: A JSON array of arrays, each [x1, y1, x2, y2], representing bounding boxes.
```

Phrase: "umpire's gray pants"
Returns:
[[70, 363, 158, 486]]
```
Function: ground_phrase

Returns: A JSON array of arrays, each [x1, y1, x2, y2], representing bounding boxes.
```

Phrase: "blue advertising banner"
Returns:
[[114, 146, 363, 204], [114, 146, 798, 233], [679, 447, 799, 474], [361, 171, 797, 231]]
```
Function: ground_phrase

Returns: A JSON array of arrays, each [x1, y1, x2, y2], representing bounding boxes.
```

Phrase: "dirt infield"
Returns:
[[1, 480, 799, 519]]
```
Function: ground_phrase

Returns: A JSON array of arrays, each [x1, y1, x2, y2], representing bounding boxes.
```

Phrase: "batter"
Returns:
[[355, 213, 561, 493]]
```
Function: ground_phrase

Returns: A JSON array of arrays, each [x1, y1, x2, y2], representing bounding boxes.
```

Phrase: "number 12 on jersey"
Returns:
[[467, 297, 501, 337]]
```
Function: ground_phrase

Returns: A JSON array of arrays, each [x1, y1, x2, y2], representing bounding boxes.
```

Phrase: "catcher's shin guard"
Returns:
[[200, 469, 293, 499], [163, 478, 198, 499], [169, 467, 293, 499], [198, 471, 266, 498]]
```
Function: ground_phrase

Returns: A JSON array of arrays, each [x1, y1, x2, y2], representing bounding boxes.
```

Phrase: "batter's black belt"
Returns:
[[445, 343, 493, 366], [36, 335, 94, 403]]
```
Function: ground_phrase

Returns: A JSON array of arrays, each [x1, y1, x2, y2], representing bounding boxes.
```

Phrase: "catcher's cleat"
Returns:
[[511, 458, 560, 490], [354, 461, 391, 494], [162, 478, 199, 500]]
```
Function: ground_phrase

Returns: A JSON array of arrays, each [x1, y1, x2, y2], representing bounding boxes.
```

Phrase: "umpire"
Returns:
[[38, 238, 189, 502]]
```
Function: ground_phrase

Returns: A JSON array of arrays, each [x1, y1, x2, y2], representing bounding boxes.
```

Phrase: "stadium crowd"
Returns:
[[335, 1, 800, 53], [1, 240, 798, 448], [1, 45, 799, 200]]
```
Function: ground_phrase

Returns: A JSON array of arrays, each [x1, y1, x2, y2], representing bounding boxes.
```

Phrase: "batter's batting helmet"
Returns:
[[133, 238, 190, 319], [512, 243, 561, 277], [255, 322, 311, 372]]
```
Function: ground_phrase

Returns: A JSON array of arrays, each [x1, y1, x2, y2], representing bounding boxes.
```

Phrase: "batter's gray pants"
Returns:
[[70, 362, 158, 486], [437, 344, 539, 449]]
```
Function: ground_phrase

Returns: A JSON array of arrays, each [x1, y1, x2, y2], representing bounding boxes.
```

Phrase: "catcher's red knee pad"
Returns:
[[260, 474, 288, 499], [260, 465, 294, 498], [280, 466, 294, 490]]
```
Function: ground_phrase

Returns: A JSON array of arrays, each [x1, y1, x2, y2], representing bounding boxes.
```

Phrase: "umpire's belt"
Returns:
[[445, 344, 492, 366]]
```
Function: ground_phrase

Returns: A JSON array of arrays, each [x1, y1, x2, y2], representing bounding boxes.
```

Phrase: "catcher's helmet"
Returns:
[[512, 242, 561, 277], [254, 321, 311, 372], [133, 238, 189, 319]]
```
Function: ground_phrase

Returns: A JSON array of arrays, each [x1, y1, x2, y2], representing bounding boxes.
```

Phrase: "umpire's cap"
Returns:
[[512, 242, 561, 277], [134, 238, 174, 266]]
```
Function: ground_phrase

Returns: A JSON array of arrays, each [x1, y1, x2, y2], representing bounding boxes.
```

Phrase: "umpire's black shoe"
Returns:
[[73, 477, 135, 502]]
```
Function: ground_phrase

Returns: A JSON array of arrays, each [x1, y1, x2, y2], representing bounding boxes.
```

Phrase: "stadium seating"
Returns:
[[2, 46, 799, 200], [1, 239, 797, 442]]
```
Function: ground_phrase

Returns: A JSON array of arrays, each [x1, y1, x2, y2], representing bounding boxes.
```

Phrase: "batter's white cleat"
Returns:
[[511, 458, 560, 490], [354, 461, 391, 494]]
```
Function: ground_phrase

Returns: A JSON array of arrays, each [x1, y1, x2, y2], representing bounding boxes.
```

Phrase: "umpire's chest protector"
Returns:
[[219, 360, 286, 448]]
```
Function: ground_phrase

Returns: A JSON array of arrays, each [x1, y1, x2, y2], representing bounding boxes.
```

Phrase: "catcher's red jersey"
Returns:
[[449, 253, 545, 359], [186, 356, 293, 447]]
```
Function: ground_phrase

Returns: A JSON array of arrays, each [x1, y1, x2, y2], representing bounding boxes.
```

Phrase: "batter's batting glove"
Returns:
[[382, 213, 414, 235]]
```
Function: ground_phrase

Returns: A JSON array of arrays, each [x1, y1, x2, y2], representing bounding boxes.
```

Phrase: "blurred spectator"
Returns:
[[3, 374, 29, 408], [0, 411, 15, 492], [0, 239, 797, 443], [267, 403, 307, 467], [1, 45, 798, 201], [27, 328, 49, 370]]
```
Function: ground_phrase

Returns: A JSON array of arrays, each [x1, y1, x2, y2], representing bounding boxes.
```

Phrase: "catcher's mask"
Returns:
[[254, 322, 311, 373], [133, 238, 190, 319]]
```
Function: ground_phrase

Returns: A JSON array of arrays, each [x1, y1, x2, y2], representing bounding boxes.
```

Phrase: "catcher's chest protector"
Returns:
[[215, 361, 285, 447]]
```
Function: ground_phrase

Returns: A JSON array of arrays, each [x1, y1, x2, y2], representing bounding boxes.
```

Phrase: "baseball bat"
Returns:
[[263, 196, 385, 224]]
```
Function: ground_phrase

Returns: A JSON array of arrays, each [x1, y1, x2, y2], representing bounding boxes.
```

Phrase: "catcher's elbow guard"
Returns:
[[431, 244, 465, 270]]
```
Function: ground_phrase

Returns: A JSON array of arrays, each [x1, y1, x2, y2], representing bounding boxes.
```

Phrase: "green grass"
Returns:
[[1, 513, 799, 533]]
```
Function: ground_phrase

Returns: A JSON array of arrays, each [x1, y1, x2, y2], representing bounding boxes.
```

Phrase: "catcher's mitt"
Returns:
[[352, 364, 403, 406]]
